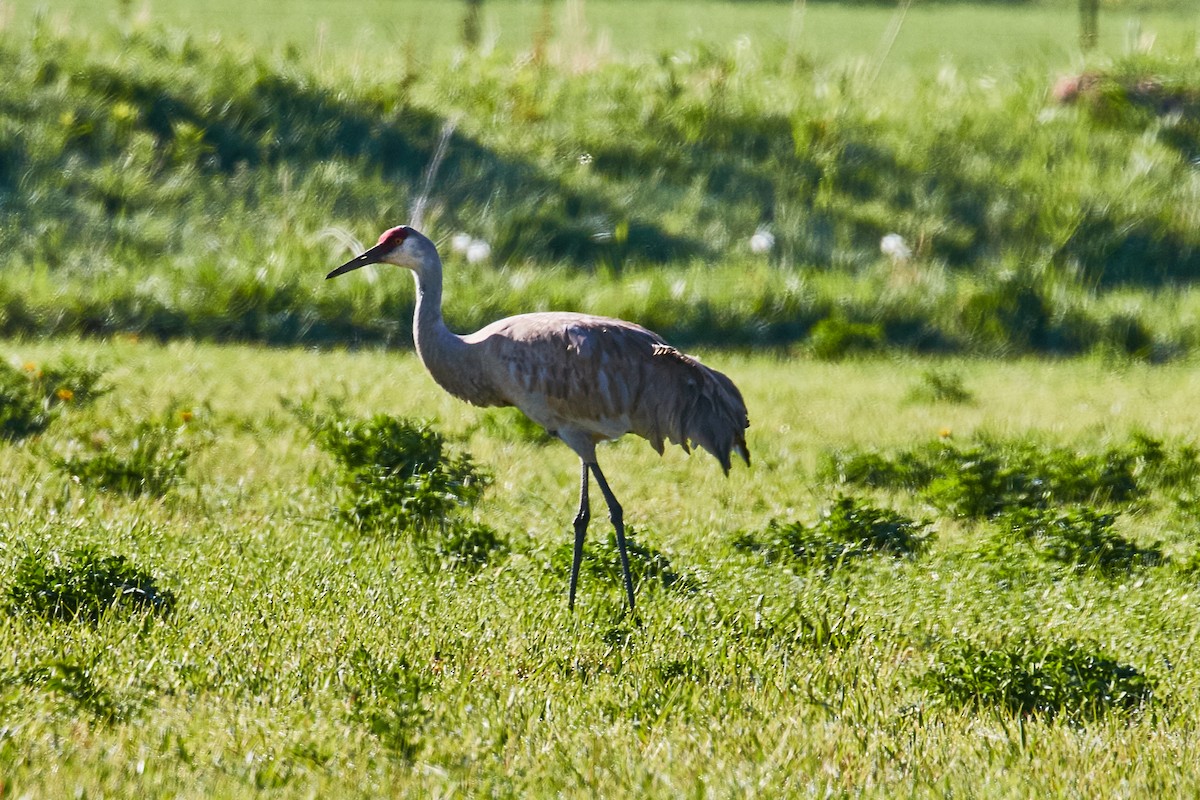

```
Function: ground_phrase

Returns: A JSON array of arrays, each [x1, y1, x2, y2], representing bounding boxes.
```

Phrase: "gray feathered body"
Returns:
[[421, 311, 750, 470]]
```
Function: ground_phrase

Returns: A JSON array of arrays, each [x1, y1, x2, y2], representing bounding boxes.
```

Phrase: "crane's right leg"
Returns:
[[589, 463, 636, 614], [568, 461, 590, 611]]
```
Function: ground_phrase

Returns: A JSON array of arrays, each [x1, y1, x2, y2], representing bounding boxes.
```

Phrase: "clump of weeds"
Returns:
[[49, 415, 192, 496], [922, 637, 1155, 721], [6, 545, 176, 623], [0, 358, 107, 442], [291, 400, 508, 568], [733, 495, 933, 570], [825, 432, 1196, 518], [1000, 506, 1163, 576]]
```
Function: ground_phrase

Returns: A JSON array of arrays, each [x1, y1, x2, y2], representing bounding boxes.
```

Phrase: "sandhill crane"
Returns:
[[327, 225, 750, 614]]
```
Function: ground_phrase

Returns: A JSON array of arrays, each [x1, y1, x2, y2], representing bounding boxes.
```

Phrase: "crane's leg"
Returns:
[[589, 463, 636, 613], [568, 461, 590, 611]]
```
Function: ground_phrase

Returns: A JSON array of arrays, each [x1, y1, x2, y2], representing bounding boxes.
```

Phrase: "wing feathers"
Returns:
[[470, 314, 749, 470]]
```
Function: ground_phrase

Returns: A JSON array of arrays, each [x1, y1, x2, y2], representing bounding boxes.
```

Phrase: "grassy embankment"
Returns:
[[2, 2, 1200, 356]]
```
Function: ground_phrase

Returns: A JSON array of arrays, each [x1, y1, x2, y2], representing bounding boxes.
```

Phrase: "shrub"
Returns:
[[827, 433, 1193, 518], [921, 447, 1018, 517], [922, 638, 1155, 721], [0, 358, 106, 441], [6, 546, 176, 623], [51, 419, 190, 495], [1129, 431, 1200, 489], [1001, 507, 1163, 575], [33, 359, 108, 407], [823, 446, 940, 490], [807, 315, 885, 361], [345, 648, 430, 760], [733, 495, 932, 569], [959, 277, 1052, 353], [0, 361, 50, 440], [551, 527, 687, 594], [431, 521, 509, 572], [296, 404, 489, 534]]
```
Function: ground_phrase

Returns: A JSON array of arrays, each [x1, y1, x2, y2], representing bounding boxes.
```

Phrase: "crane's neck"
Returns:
[[409, 257, 494, 405], [411, 261, 450, 348]]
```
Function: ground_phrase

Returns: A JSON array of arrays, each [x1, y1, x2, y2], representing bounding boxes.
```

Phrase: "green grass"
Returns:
[[1, 339, 1200, 795], [17, 0, 1200, 72], [2, 5, 1200, 356]]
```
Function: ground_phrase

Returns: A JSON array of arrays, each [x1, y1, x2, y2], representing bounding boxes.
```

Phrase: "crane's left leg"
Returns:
[[568, 461, 590, 611], [589, 463, 636, 613]]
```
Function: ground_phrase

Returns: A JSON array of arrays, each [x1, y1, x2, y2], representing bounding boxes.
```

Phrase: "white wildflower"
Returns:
[[880, 233, 912, 263], [466, 239, 492, 264], [749, 229, 775, 255]]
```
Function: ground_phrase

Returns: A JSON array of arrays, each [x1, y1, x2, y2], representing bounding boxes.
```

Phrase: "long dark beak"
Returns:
[[326, 241, 390, 280]]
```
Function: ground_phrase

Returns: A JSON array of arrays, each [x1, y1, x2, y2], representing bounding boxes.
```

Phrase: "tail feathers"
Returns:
[[647, 346, 750, 473]]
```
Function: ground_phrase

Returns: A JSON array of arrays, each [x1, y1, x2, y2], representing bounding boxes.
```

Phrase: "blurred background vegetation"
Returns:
[[2, 0, 1199, 356]]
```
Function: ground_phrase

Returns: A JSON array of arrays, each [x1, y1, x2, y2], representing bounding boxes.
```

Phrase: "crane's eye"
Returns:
[[377, 226, 408, 248]]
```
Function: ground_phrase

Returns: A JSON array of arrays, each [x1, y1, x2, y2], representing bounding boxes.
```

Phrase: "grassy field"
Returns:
[[3, 339, 1200, 795], [4, 0, 1200, 795], [18, 0, 1200, 71]]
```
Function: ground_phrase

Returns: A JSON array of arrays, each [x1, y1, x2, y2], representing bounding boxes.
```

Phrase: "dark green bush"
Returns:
[[0, 361, 50, 441], [921, 442, 1074, 518], [431, 521, 509, 572], [296, 404, 489, 534], [0, 358, 106, 441], [339, 464, 485, 533], [1129, 431, 1200, 489], [6, 546, 176, 623], [824, 446, 941, 491], [959, 277, 1052, 353], [733, 495, 932, 569], [1001, 507, 1163, 575], [345, 648, 430, 760], [807, 315, 885, 361], [827, 433, 1192, 518], [34, 359, 108, 407], [551, 527, 688, 593], [51, 420, 190, 495], [922, 638, 1155, 721]]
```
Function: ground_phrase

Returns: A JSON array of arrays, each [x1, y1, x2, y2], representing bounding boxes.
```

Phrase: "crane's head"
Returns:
[[326, 225, 432, 279]]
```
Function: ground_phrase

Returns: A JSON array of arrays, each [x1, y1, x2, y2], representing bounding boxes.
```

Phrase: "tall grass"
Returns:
[[2, 19, 1200, 355]]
